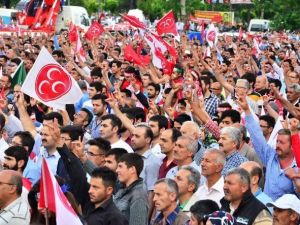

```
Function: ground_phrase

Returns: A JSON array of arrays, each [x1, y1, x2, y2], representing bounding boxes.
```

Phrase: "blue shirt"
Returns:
[[245, 113, 298, 200], [74, 92, 89, 112], [23, 159, 41, 184], [222, 151, 248, 176], [151, 206, 180, 225], [255, 188, 273, 213], [90, 116, 101, 139]]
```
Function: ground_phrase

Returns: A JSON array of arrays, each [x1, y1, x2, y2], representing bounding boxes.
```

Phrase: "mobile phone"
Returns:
[[232, 89, 236, 101]]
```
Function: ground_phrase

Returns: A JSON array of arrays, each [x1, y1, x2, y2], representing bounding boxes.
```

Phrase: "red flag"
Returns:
[[85, 21, 104, 41], [121, 14, 146, 29], [124, 44, 149, 66], [39, 158, 82, 225], [68, 23, 78, 43], [156, 11, 178, 37], [152, 32, 178, 60], [239, 27, 243, 42], [155, 47, 175, 75]]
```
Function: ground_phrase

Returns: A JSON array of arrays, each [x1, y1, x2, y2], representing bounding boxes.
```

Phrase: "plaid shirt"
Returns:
[[205, 93, 221, 119], [204, 119, 221, 140], [222, 151, 248, 176]]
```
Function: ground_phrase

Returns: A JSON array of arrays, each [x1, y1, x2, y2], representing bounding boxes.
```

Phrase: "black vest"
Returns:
[[221, 190, 270, 225]]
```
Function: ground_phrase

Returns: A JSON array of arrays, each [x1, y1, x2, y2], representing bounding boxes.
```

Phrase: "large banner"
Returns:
[[230, 0, 252, 4], [194, 11, 234, 24]]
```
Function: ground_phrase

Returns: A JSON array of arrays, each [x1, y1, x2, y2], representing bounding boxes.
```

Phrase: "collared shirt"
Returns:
[[0, 197, 30, 225], [0, 137, 9, 161], [245, 113, 298, 200], [36, 147, 61, 176], [255, 188, 273, 213], [205, 93, 221, 119], [90, 116, 101, 139], [140, 150, 162, 191], [166, 161, 199, 179], [222, 151, 248, 176], [151, 206, 180, 225], [158, 156, 177, 179], [23, 158, 41, 185], [196, 176, 224, 207]]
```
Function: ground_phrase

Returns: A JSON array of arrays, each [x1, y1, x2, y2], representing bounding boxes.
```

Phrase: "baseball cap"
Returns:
[[266, 194, 300, 214]]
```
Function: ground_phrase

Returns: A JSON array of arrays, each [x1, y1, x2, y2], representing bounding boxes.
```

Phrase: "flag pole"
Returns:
[[42, 159, 50, 225]]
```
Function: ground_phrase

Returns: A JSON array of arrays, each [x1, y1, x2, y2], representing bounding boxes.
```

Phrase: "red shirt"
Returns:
[[158, 157, 177, 179]]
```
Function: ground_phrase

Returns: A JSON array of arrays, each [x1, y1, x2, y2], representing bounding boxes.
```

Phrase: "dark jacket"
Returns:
[[221, 189, 269, 225], [85, 198, 128, 225]]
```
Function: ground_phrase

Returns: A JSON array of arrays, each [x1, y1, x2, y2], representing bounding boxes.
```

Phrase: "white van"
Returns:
[[248, 19, 270, 33], [55, 6, 90, 33]]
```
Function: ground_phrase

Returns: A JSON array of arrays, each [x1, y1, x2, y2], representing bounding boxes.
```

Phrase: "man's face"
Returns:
[[254, 76, 266, 91], [174, 169, 193, 196], [131, 127, 148, 151], [41, 127, 56, 149], [100, 119, 115, 141], [0, 75, 10, 90], [147, 86, 157, 99], [92, 99, 105, 117], [24, 60, 33, 71], [219, 117, 234, 129], [141, 75, 151, 87], [223, 174, 246, 203], [60, 133, 72, 149], [6, 49, 14, 59], [0, 172, 16, 207], [116, 162, 131, 184], [159, 130, 174, 154], [210, 82, 222, 97], [276, 134, 291, 158], [73, 111, 88, 128], [218, 133, 236, 155], [88, 177, 110, 205], [173, 138, 192, 162], [11, 136, 23, 147], [286, 88, 299, 102], [273, 208, 298, 225], [235, 80, 248, 97], [2, 155, 18, 170], [201, 152, 222, 177], [153, 182, 175, 212], [87, 145, 105, 167], [88, 87, 98, 98], [149, 121, 160, 139], [259, 120, 272, 137], [264, 64, 272, 73], [111, 63, 120, 74], [0, 57, 6, 66], [104, 155, 118, 171], [243, 63, 251, 73]]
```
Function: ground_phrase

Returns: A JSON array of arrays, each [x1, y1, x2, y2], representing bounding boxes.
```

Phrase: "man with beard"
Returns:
[[90, 94, 108, 139]]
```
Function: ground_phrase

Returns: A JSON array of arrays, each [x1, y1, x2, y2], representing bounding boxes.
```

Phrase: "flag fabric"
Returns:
[[124, 44, 150, 67], [11, 61, 26, 88], [154, 47, 175, 75], [121, 14, 146, 29], [68, 23, 79, 43], [39, 158, 82, 225], [85, 21, 104, 41], [206, 24, 218, 47], [156, 11, 178, 37], [201, 20, 205, 42], [21, 47, 83, 110]]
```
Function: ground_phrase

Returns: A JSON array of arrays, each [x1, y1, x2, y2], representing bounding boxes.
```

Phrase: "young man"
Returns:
[[114, 153, 149, 225]]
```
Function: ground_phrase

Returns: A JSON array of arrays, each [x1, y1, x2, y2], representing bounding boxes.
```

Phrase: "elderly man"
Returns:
[[0, 170, 30, 225], [196, 149, 225, 207], [238, 95, 300, 200], [221, 168, 272, 225], [266, 194, 300, 225], [174, 166, 200, 216], [151, 178, 189, 225], [218, 127, 248, 175]]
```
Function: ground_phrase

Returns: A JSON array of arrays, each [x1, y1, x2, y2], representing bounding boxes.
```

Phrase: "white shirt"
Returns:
[[111, 139, 133, 153], [0, 137, 9, 162], [151, 143, 165, 159], [196, 176, 224, 207]]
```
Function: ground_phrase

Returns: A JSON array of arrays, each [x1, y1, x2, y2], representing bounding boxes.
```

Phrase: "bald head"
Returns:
[[0, 170, 22, 195], [240, 161, 263, 187], [180, 121, 200, 140]]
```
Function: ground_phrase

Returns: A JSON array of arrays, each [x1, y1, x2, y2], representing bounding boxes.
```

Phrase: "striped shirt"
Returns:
[[0, 197, 30, 225]]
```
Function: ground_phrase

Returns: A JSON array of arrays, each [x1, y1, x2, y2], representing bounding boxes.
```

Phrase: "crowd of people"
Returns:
[[0, 20, 299, 225]]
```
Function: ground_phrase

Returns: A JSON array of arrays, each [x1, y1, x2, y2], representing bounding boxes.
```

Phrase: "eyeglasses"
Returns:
[[86, 151, 104, 157], [60, 137, 72, 141]]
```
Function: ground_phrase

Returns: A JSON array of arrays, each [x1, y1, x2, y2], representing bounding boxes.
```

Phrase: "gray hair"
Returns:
[[10, 175, 22, 196], [288, 84, 300, 93], [236, 79, 250, 90], [205, 148, 226, 166], [221, 126, 241, 149], [178, 136, 198, 155], [181, 121, 201, 136], [155, 178, 179, 198], [226, 167, 250, 188], [180, 166, 201, 193]]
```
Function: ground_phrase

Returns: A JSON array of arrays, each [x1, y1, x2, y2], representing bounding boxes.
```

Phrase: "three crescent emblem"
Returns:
[[159, 18, 174, 29]]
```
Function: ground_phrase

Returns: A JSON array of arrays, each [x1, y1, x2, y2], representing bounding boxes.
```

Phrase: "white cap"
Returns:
[[266, 194, 300, 214]]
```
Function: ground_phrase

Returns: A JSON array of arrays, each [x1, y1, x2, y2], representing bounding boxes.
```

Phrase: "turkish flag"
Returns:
[[39, 158, 83, 225], [155, 47, 175, 75], [85, 21, 104, 41], [21, 47, 82, 110], [68, 23, 78, 43], [121, 14, 146, 29], [156, 11, 178, 37], [124, 44, 149, 66]]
